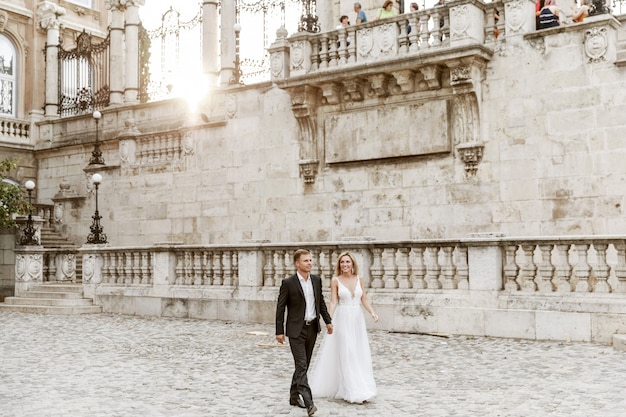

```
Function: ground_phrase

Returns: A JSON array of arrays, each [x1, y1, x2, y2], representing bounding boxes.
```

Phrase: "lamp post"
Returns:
[[20, 180, 39, 246], [86, 173, 108, 244], [88, 110, 105, 165], [229, 23, 243, 85], [298, 0, 320, 33]]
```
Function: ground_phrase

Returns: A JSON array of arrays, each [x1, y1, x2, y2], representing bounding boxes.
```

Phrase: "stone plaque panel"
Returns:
[[324, 99, 451, 163]]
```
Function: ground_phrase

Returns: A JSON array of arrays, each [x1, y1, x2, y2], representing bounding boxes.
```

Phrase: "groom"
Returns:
[[276, 249, 333, 416]]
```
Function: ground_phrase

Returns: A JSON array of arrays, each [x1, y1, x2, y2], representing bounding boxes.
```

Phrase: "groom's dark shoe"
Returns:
[[307, 404, 317, 416], [290, 396, 306, 408]]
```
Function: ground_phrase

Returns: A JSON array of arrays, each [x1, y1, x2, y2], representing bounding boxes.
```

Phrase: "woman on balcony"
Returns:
[[571, 0, 591, 22], [538, 0, 560, 29], [308, 252, 378, 404], [375, 0, 397, 20]]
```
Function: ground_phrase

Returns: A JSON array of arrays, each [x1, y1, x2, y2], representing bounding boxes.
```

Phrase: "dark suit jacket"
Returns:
[[275, 273, 332, 338]]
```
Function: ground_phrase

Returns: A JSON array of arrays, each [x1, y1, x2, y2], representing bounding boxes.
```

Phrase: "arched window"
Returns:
[[0, 34, 16, 117]]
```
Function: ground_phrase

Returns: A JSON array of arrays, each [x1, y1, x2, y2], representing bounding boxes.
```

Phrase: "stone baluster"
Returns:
[[337, 28, 348, 65], [396, 247, 411, 288], [212, 251, 223, 285], [263, 250, 275, 287], [319, 34, 330, 70], [130, 252, 139, 284], [408, 14, 420, 53], [328, 34, 338, 67], [398, 17, 409, 55], [174, 252, 184, 284], [419, 14, 430, 48], [222, 250, 233, 286], [101, 252, 111, 284], [431, 10, 443, 47], [370, 248, 384, 288], [426, 246, 442, 289], [503, 244, 520, 291], [310, 38, 320, 72], [440, 246, 456, 289], [554, 244, 573, 292], [141, 252, 150, 284], [537, 244, 555, 293], [274, 250, 286, 285], [48, 254, 57, 282], [322, 249, 335, 285], [113, 253, 122, 284], [593, 244, 610, 293], [347, 26, 357, 64], [520, 244, 537, 292], [232, 252, 239, 285], [124, 252, 132, 285], [410, 247, 427, 289], [613, 242, 626, 293], [193, 251, 203, 285], [456, 246, 469, 290], [203, 251, 213, 285], [185, 251, 194, 285], [384, 248, 399, 289], [574, 244, 591, 292]]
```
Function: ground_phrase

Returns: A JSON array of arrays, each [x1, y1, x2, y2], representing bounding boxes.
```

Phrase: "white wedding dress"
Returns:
[[309, 276, 377, 403]]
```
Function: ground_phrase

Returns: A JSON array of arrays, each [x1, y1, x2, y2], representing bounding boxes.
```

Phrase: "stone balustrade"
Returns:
[[0, 117, 30, 143], [13, 236, 626, 342]]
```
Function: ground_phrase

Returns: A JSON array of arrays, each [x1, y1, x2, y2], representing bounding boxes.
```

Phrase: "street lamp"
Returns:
[[20, 180, 39, 246], [229, 23, 243, 85], [88, 110, 105, 165], [86, 173, 108, 244], [298, 0, 320, 33]]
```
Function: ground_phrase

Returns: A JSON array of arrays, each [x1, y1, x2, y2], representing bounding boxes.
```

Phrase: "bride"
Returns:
[[309, 251, 378, 404]]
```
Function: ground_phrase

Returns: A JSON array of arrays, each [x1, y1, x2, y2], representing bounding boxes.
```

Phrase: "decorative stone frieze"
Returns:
[[584, 26, 608, 63], [456, 141, 484, 177]]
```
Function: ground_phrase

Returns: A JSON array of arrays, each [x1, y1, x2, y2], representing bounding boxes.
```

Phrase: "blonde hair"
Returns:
[[334, 251, 359, 277]]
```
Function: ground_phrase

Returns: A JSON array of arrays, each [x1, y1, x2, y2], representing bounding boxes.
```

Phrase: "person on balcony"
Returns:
[[571, 0, 591, 22], [375, 0, 397, 20], [308, 252, 379, 404], [538, 0, 560, 29], [407, 2, 420, 34], [336, 15, 351, 48], [354, 2, 368, 24]]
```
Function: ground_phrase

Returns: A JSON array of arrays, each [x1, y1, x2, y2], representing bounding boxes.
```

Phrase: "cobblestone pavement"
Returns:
[[1, 312, 625, 417]]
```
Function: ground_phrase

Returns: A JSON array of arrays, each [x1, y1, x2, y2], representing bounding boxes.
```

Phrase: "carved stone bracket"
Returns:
[[367, 74, 391, 97], [299, 159, 319, 184], [419, 65, 442, 89], [456, 141, 484, 177], [342, 78, 365, 101], [390, 69, 415, 94], [320, 82, 342, 105]]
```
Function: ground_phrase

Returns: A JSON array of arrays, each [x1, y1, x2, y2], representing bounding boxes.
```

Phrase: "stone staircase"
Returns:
[[0, 283, 101, 315]]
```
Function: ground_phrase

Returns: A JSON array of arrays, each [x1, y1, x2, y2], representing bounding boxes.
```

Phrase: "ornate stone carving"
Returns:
[[37, 1, 66, 31], [225, 93, 237, 118], [456, 141, 484, 177], [105, 0, 145, 11], [299, 159, 319, 184], [451, 6, 470, 39], [505, 0, 526, 34], [367, 74, 390, 97], [0, 11, 8, 32], [419, 65, 442, 89], [584, 27, 608, 63], [15, 253, 43, 282], [390, 70, 415, 94], [450, 65, 471, 85], [60, 254, 76, 281], [342, 78, 365, 101], [291, 40, 306, 71]]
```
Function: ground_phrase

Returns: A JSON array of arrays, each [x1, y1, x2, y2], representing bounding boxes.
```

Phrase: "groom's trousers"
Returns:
[[289, 322, 317, 406]]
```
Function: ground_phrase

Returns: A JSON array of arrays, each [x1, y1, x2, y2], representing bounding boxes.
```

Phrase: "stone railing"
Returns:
[[0, 116, 31, 143], [13, 236, 626, 342]]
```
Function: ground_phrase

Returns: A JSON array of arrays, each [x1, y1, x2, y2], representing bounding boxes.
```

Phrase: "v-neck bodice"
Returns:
[[337, 276, 362, 306]]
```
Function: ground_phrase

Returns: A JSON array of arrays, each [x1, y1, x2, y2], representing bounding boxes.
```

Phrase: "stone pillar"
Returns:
[[219, 0, 236, 86], [107, 1, 126, 106], [468, 244, 503, 291], [502, 0, 537, 41], [202, 1, 220, 89], [268, 27, 290, 82], [124, 0, 145, 104], [37, 1, 66, 119], [449, 1, 485, 48]]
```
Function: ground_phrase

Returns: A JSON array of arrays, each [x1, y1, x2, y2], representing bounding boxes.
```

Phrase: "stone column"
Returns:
[[107, 1, 126, 106], [202, 1, 220, 89], [124, 0, 145, 104], [37, 1, 66, 119], [219, 0, 236, 86]]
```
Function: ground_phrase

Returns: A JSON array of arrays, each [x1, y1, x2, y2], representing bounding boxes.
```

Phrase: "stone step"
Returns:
[[613, 334, 626, 352], [25, 291, 83, 299], [3, 297, 95, 306], [0, 304, 102, 315], [29, 284, 83, 293]]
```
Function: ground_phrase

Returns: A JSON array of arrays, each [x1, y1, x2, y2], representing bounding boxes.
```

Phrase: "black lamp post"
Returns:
[[86, 173, 108, 244], [88, 110, 105, 165], [230, 23, 243, 85], [298, 0, 320, 33], [20, 180, 39, 246]]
